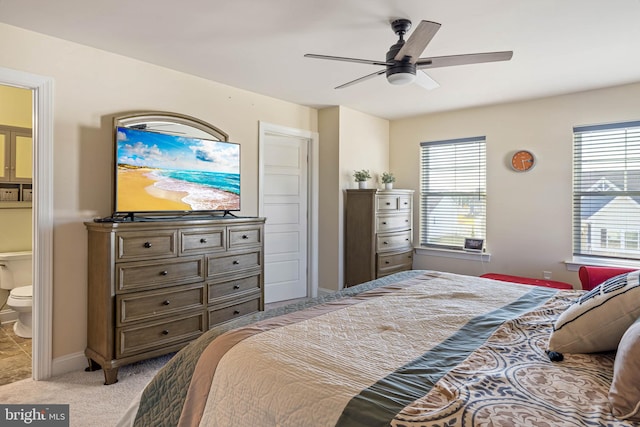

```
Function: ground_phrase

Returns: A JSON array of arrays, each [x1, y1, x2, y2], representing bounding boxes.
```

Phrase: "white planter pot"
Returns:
[[384, 183, 393, 190], [358, 181, 367, 189]]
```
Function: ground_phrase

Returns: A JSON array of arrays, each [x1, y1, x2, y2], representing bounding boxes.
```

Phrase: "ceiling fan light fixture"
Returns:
[[387, 72, 416, 85]]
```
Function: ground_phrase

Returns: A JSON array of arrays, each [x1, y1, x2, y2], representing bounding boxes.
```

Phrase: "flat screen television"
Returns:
[[114, 126, 240, 218]]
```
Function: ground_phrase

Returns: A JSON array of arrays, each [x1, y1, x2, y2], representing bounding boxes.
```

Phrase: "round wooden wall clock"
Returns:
[[511, 150, 536, 172]]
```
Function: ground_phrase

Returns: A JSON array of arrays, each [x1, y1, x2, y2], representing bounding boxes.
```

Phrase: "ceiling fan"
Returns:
[[305, 19, 513, 90]]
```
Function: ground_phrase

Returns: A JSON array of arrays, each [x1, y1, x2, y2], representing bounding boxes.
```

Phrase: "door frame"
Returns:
[[258, 122, 319, 298], [0, 67, 54, 380]]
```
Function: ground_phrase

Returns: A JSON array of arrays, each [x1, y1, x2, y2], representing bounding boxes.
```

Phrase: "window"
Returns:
[[420, 136, 486, 250], [573, 120, 640, 261]]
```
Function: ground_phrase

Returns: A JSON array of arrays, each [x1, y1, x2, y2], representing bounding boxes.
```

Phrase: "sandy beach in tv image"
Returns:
[[116, 127, 240, 212]]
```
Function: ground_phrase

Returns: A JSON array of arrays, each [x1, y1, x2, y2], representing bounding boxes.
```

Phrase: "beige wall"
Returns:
[[0, 209, 32, 252], [391, 82, 640, 287], [318, 106, 390, 291], [0, 85, 32, 128], [0, 23, 318, 361], [0, 84, 32, 253], [318, 107, 341, 291], [339, 107, 390, 190]]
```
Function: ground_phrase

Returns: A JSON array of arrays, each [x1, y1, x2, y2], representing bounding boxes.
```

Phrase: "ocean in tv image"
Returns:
[[116, 127, 240, 212]]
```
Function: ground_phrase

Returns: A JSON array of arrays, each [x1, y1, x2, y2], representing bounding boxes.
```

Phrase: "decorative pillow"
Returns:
[[609, 318, 640, 421], [547, 270, 640, 356]]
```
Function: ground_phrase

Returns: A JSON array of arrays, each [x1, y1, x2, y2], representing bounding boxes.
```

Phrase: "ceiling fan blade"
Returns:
[[394, 20, 441, 64], [304, 53, 390, 67], [414, 71, 440, 90], [416, 51, 513, 69], [335, 69, 387, 89]]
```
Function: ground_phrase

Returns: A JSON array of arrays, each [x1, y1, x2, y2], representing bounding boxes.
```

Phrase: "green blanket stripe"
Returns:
[[133, 270, 427, 427], [336, 286, 557, 427]]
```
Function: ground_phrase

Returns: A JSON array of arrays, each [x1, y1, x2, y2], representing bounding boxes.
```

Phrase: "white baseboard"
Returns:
[[51, 351, 87, 377]]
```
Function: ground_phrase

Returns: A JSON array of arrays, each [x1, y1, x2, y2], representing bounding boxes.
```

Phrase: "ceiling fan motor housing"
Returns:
[[385, 41, 416, 81]]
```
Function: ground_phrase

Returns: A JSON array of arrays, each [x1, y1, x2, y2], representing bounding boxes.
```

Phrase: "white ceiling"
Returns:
[[1, 0, 639, 120]]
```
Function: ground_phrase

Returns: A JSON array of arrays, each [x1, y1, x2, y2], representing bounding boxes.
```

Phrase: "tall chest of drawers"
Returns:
[[344, 189, 414, 287], [84, 217, 265, 384]]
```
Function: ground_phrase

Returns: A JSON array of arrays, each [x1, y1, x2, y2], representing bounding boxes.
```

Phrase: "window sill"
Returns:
[[415, 246, 491, 262], [565, 256, 640, 272]]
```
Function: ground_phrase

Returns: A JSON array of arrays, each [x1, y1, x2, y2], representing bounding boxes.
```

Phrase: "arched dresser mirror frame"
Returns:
[[114, 111, 228, 142]]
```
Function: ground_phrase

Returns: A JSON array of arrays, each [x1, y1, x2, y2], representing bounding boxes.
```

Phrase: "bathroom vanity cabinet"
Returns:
[[0, 126, 33, 206], [84, 216, 265, 385]]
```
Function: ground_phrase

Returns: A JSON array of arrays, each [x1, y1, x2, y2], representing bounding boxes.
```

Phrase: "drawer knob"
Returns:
[[160, 270, 168, 276], [143, 242, 152, 248], [163, 300, 170, 305], [383, 241, 388, 245], [161, 330, 169, 335], [386, 202, 391, 206], [385, 261, 390, 264], [200, 238, 207, 243], [382, 222, 387, 225], [233, 310, 240, 315], [406, 238, 409, 241], [233, 285, 240, 290], [233, 260, 240, 265], [242, 234, 248, 239]]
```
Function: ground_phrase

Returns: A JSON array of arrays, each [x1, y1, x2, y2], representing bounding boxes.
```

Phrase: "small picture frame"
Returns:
[[464, 238, 484, 252]]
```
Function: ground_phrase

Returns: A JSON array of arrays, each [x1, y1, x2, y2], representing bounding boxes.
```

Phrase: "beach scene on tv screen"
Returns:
[[116, 127, 240, 212]]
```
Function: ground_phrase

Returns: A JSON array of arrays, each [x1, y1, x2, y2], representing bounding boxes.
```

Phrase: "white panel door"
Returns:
[[263, 133, 308, 303]]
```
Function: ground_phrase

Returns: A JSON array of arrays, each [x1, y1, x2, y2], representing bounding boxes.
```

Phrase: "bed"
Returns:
[[117, 270, 640, 426]]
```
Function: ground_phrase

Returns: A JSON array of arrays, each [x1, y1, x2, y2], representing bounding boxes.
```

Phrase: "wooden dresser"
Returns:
[[344, 189, 414, 287], [84, 216, 265, 384]]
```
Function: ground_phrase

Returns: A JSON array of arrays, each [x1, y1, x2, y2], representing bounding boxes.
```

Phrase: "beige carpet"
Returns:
[[0, 353, 172, 427]]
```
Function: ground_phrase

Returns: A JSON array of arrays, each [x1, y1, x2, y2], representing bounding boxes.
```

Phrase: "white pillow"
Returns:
[[609, 317, 640, 421], [548, 270, 640, 355]]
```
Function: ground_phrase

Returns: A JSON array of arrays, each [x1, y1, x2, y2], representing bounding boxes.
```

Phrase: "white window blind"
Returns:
[[573, 120, 640, 261], [420, 136, 486, 250]]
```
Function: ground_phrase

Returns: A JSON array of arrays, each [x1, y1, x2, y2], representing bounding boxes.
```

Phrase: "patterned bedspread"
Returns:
[[119, 270, 637, 427]]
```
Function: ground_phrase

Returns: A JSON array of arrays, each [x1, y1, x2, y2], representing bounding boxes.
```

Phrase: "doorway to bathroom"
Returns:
[[0, 68, 53, 384], [0, 84, 33, 385]]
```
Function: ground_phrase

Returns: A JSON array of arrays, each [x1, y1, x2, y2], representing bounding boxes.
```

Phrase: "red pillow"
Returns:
[[578, 266, 637, 291]]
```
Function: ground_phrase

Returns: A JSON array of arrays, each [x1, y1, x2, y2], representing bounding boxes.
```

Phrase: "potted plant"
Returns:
[[381, 172, 395, 190], [353, 169, 372, 189]]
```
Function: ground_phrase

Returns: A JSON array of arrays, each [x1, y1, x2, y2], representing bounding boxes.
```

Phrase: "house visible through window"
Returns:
[[573, 120, 640, 261], [420, 136, 486, 250]]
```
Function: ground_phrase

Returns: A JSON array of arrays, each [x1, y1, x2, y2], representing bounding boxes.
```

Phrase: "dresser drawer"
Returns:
[[377, 250, 413, 277], [116, 283, 205, 326], [228, 225, 263, 249], [377, 213, 411, 233], [208, 274, 261, 303], [376, 230, 412, 252], [376, 195, 399, 211], [208, 297, 261, 327], [116, 230, 178, 260], [207, 250, 261, 278], [116, 256, 205, 292], [398, 195, 412, 211], [180, 227, 225, 255], [116, 312, 205, 358]]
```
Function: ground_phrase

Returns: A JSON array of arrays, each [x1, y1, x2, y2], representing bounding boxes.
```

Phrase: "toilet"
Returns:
[[0, 251, 32, 338]]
